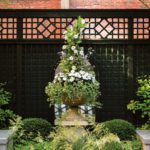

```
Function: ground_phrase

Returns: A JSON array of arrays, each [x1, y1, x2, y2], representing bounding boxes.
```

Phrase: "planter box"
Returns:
[[0, 130, 13, 150], [136, 130, 150, 150]]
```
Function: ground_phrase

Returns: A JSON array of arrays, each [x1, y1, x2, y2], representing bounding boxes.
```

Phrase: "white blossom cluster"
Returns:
[[54, 69, 96, 83], [62, 45, 85, 57]]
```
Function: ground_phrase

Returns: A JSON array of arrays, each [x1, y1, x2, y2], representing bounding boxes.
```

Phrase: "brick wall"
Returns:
[[0, 0, 149, 9], [70, 0, 147, 9], [0, 0, 61, 9]]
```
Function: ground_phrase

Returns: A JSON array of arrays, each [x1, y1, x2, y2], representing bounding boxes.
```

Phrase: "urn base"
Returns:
[[56, 106, 89, 126]]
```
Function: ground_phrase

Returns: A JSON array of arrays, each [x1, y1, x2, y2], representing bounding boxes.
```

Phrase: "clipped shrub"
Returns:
[[22, 118, 52, 138], [102, 119, 135, 140]]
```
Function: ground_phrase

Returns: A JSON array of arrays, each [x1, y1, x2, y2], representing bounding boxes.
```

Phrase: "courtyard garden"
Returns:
[[0, 9, 150, 150]]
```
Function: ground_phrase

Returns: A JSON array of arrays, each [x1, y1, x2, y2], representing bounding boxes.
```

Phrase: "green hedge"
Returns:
[[102, 119, 135, 140], [22, 118, 52, 138]]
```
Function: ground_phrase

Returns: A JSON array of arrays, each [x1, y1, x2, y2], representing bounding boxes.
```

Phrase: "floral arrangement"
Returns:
[[45, 17, 100, 107]]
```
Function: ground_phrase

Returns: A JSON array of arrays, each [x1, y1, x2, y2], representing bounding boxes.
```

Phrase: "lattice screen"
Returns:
[[0, 17, 150, 39], [0, 18, 17, 39]]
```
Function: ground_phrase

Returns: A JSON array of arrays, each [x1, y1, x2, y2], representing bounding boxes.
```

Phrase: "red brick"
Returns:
[[0, 0, 149, 9], [70, 0, 147, 9], [0, 0, 61, 9]]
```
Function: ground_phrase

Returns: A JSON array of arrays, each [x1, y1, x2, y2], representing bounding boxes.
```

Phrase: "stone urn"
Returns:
[[61, 98, 89, 126], [55, 59, 92, 126]]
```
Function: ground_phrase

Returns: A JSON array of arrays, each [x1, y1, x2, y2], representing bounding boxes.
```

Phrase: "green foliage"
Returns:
[[10, 116, 27, 145], [14, 123, 141, 150], [0, 83, 16, 129], [10, 117, 52, 147], [47, 124, 121, 150], [45, 16, 100, 107], [102, 142, 123, 150], [46, 80, 100, 106], [127, 75, 150, 128], [102, 119, 136, 140], [121, 139, 142, 150], [141, 120, 150, 129], [22, 118, 52, 138], [15, 140, 52, 150], [49, 126, 86, 150], [130, 139, 142, 150], [0, 83, 11, 106], [0, 109, 15, 129]]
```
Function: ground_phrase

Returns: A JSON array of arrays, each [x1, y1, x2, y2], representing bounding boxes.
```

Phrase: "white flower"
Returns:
[[82, 75, 88, 80], [63, 30, 67, 34], [79, 70, 85, 75], [78, 74, 81, 78], [81, 19, 85, 24], [64, 36, 68, 40], [87, 75, 91, 80], [62, 45, 67, 50], [71, 70, 75, 73], [74, 34, 78, 39], [80, 47, 84, 51], [61, 51, 66, 57], [75, 72, 81, 78], [59, 72, 64, 77], [63, 77, 67, 81], [54, 75, 58, 79], [69, 56, 74, 61], [85, 72, 89, 77], [89, 51, 93, 55], [79, 50, 84, 56], [71, 46, 76, 50], [58, 77, 61, 81], [69, 77, 75, 82], [73, 49, 78, 54], [72, 66, 76, 70]]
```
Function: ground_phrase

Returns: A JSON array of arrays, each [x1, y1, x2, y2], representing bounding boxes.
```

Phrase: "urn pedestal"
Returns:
[[56, 98, 89, 126], [60, 106, 89, 126]]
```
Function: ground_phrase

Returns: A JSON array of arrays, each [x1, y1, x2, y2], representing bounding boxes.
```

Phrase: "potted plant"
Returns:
[[45, 17, 100, 125]]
